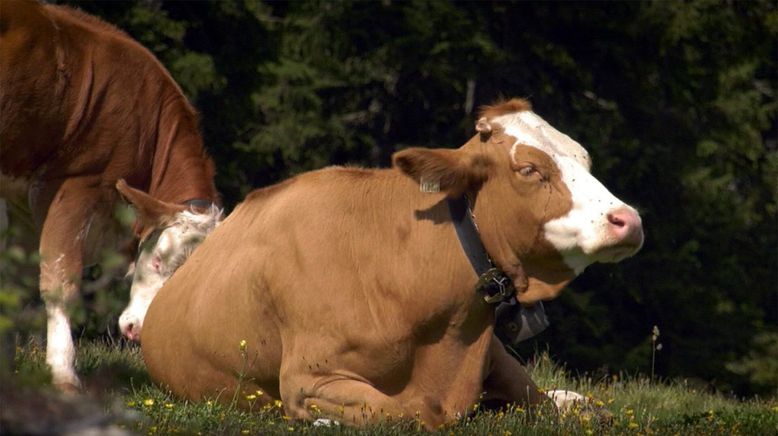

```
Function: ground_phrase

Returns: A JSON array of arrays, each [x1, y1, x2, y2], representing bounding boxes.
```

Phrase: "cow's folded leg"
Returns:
[[282, 372, 414, 428], [481, 336, 552, 411]]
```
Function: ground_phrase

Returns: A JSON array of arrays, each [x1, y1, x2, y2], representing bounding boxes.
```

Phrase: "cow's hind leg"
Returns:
[[282, 371, 412, 428]]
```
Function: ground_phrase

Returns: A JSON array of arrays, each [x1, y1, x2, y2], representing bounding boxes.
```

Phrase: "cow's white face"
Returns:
[[493, 110, 644, 274], [119, 207, 221, 341]]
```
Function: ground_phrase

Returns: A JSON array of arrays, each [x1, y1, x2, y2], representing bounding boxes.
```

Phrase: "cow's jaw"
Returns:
[[119, 207, 221, 341], [496, 110, 644, 275]]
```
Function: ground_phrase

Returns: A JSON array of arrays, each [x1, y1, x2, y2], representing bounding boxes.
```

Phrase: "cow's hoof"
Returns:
[[546, 390, 613, 427], [54, 380, 82, 394], [312, 418, 340, 427]]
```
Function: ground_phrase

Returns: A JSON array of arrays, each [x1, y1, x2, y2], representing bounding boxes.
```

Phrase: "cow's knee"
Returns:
[[281, 372, 409, 427]]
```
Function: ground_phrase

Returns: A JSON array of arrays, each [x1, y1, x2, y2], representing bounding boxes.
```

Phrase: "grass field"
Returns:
[[4, 338, 777, 435]]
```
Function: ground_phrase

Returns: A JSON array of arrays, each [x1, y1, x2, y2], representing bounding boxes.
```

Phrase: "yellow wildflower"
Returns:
[[628, 422, 639, 429], [595, 400, 605, 407], [143, 398, 155, 407], [274, 400, 283, 408], [256, 390, 264, 396], [239, 339, 247, 351], [246, 394, 257, 401], [164, 403, 174, 409], [241, 430, 250, 435]]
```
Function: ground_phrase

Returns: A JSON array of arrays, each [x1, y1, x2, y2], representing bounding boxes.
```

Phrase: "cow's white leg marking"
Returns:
[[40, 252, 82, 390], [45, 304, 80, 389]]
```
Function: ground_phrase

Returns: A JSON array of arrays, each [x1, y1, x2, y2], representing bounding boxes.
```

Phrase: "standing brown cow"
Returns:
[[141, 98, 643, 428], [0, 0, 220, 390]]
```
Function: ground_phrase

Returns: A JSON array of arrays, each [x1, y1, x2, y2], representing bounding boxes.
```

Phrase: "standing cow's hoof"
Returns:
[[54, 381, 82, 394]]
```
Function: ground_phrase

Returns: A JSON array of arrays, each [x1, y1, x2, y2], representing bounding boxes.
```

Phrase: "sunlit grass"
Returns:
[[9, 339, 778, 435]]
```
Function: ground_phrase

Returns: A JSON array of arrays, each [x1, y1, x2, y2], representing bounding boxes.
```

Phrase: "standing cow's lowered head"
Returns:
[[116, 180, 222, 342], [140, 98, 643, 429]]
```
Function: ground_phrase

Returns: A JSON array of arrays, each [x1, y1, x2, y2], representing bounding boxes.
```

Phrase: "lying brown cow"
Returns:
[[142, 99, 643, 428], [0, 0, 220, 390]]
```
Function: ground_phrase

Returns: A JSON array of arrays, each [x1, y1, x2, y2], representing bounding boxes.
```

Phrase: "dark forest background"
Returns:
[[47, 0, 776, 396]]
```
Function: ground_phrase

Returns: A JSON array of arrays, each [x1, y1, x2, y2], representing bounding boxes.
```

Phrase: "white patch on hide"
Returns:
[[492, 110, 639, 273]]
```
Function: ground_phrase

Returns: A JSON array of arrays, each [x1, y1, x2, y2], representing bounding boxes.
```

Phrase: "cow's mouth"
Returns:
[[595, 242, 642, 263]]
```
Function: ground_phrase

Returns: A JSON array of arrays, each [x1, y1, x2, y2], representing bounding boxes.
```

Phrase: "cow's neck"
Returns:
[[469, 170, 575, 305], [147, 99, 218, 206]]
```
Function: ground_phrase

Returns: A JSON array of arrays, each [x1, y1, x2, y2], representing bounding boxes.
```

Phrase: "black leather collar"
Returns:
[[447, 195, 515, 304]]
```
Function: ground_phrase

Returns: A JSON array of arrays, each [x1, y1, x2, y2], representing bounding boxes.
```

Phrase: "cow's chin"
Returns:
[[591, 242, 642, 264]]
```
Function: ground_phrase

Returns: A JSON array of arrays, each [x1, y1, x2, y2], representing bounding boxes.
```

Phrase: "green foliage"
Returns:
[[726, 332, 778, 397], [37, 0, 778, 396]]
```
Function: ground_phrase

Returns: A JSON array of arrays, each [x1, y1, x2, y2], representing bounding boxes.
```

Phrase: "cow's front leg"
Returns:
[[35, 178, 99, 391], [282, 369, 428, 428], [481, 336, 552, 410]]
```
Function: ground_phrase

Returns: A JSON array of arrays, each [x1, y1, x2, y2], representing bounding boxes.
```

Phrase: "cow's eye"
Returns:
[[518, 165, 538, 177]]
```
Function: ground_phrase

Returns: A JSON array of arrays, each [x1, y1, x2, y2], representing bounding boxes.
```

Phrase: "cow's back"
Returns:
[[0, 0, 68, 175], [0, 0, 195, 183]]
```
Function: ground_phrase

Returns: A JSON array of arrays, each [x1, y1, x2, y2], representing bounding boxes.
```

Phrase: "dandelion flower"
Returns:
[[246, 394, 257, 401], [164, 403, 174, 409], [143, 398, 155, 407], [274, 400, 283, 408], [239, 339, 247, 351], [256, 390, 264, 396]]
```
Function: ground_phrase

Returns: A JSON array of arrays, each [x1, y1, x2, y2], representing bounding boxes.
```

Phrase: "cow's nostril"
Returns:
[[123, 323, 134, 338], [607, 213, 626, 228]]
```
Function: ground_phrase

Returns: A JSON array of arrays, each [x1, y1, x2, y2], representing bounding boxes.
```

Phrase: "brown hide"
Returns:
[[141, 131, 571, 428], [0, 0, 218, 390], [0, 0, 217, 205]]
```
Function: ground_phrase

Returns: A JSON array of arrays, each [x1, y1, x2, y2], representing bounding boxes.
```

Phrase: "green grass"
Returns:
[[6, 339, 778, 435]]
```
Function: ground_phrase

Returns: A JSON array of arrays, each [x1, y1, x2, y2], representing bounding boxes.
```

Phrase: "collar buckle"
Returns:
[[477, 268, 515, 304]]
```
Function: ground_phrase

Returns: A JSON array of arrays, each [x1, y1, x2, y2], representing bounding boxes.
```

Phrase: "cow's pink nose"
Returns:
[[607, 207, 643, 248], [122, 323, 141, 342]]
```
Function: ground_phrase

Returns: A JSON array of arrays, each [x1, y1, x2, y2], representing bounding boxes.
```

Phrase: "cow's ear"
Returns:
[[392, 148, 492, 197], [116, 179, 185, 232]]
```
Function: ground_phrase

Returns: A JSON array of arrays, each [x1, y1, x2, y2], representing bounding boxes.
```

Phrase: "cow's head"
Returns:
[[115, 180, 222, 341], [393, 99, 643, 304]]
